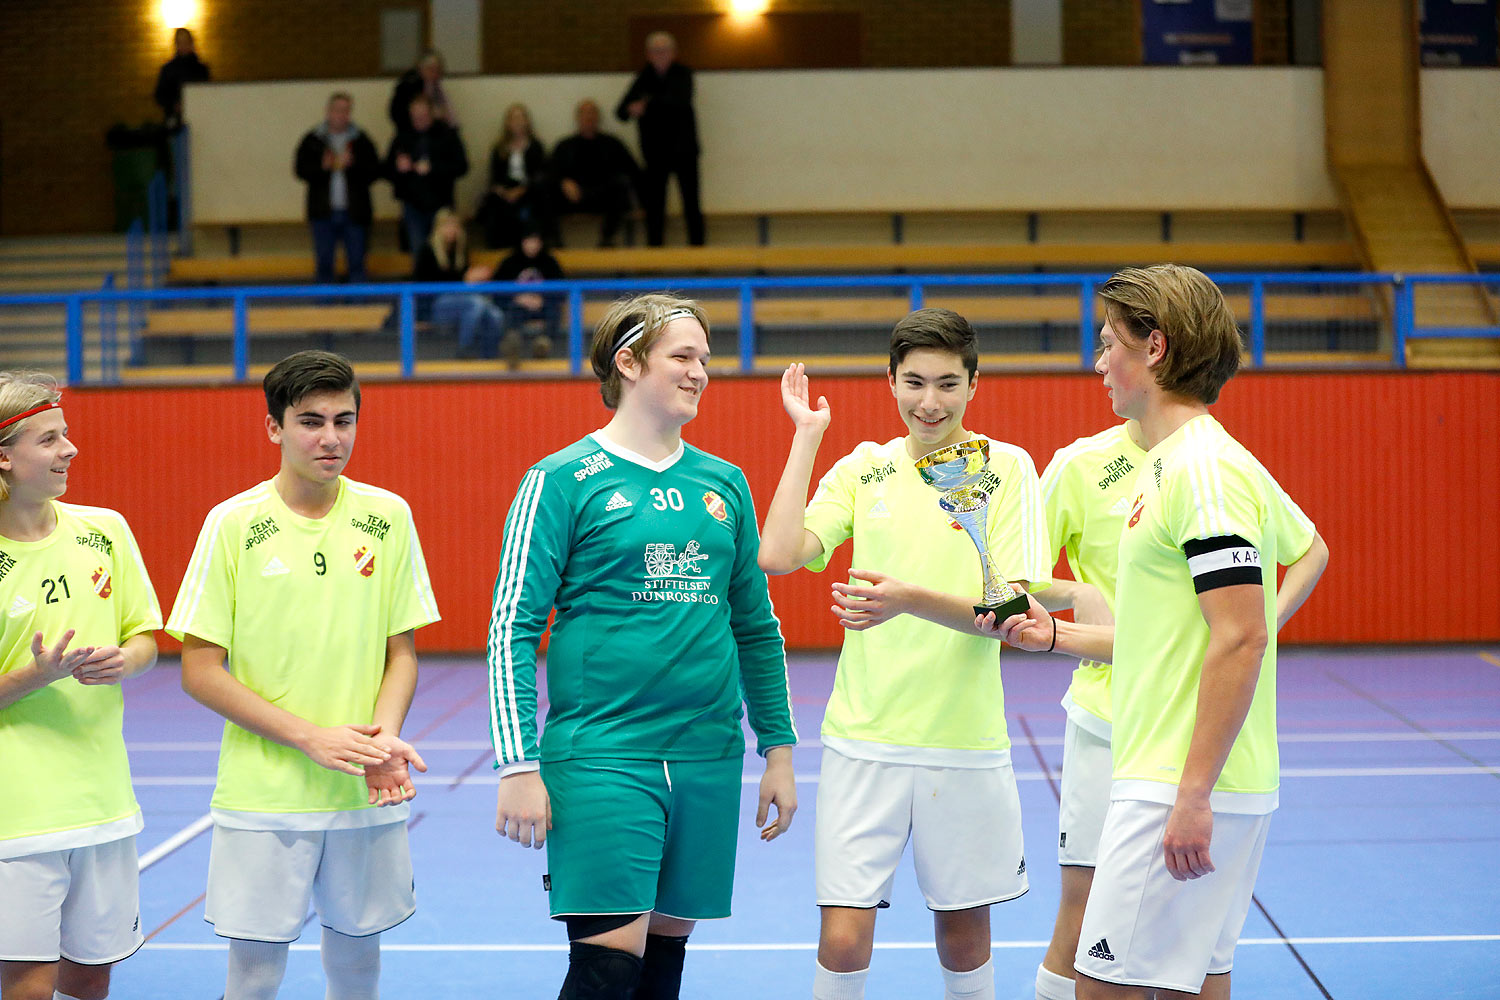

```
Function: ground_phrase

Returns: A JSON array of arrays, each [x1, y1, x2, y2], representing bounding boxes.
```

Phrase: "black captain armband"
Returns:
[[1183, 534, 1263, 593]]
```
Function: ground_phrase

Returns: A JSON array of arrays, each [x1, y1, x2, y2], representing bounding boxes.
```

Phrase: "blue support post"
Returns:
[[399, 291, 416, 378], [175, 125, 193, 256], [568, 287, 585, 375], [100, 274, 117, 383], [231, 293, 249, 381], [1249, 279, 1266, 367], [65, 297, 84, 385], [909, 283, 925, 311], [1393, 278, 1413, 368], [1078, 280, 1095, 369], [738, 283, 756, 373]]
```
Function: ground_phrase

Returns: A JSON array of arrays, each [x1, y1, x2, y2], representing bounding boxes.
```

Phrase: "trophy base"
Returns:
[[975, 592, 1030, 622]]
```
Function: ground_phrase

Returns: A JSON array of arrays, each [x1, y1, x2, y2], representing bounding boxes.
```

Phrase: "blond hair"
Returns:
[[427, 207, 467, 272], [0, 371, 63, 503], [589, 293, 709, 409], [1098, 264, 1243, 405]]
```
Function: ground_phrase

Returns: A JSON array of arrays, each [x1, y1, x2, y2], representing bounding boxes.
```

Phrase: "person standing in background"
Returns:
[[389, 50, 455, 132], [616, 32, 704, 247], [385, 94, 469, 265], [295, 93, 381, 285], [154, 27, 210, 128]]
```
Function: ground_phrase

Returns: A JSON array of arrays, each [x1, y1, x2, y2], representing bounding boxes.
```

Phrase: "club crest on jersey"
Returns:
[[91, 567, 112, 598], [1127, 493, 1145, 529], [702, 490, 727, 522], [353, 546, 376, 577]]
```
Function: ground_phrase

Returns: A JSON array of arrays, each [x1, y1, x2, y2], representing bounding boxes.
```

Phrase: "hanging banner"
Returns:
[[1142, 0, 1255, 65], [1420, 0, 1499, 66]]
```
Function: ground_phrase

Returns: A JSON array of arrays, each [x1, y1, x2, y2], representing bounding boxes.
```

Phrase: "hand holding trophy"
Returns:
[[914, 438, 1030, 621]]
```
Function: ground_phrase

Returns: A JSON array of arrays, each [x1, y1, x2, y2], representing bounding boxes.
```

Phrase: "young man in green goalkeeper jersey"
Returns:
[[169, 351, 439, 1000], [488, 293, 797, 1000], [992, 265, 1329, 1000], [1029, 418, 1326, 1000], [0, 372, 160, 1000], [759, 308, 1051, 1000]]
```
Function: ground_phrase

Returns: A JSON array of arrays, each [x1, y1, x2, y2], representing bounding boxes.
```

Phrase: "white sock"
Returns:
[[322, 928, 381, 1000], [225, 938, 291, 1000], [812, 960, 868, 1000], [1036, 963, 1077, 1000], [941, 958, 993, 1000]]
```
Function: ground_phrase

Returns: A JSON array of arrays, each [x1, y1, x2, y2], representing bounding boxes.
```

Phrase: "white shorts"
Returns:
[[814, 747, 1028, 911], [1075, 799, 1271, 994], [205, 822, 414, 942], [1058, 719, 1113, 867], [0, 836, 142, 964]]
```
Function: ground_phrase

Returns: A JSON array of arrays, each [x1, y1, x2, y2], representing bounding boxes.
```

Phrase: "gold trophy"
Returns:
[[914, 439, 1030, 621]]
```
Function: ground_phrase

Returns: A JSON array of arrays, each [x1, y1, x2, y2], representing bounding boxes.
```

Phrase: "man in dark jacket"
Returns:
[[294, 93, 381, 284], [153, 27, 210, 128], [552, 99, 640, 247], [384, 95, 469, 264], [615, 31, 704, 246]]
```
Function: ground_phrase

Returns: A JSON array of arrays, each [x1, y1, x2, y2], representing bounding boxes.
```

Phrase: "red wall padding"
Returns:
[[56, 371, 1499, 650]]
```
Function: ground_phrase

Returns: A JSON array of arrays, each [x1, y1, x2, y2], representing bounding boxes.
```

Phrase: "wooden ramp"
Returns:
[[1323, 0, 1498, 365]]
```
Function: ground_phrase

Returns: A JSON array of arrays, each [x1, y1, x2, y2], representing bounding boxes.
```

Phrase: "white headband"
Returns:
[[613, 308, 697, 355]]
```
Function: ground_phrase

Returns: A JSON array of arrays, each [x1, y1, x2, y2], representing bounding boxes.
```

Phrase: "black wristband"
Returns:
[[1047, 617, 1057, 653]]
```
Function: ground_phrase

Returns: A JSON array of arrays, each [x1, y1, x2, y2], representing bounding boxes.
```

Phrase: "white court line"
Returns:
[[136, 814, 213, 871], [129, 764, 1500, 788], [138, 933, 1500, 953], [125, 731, 1500, 752]]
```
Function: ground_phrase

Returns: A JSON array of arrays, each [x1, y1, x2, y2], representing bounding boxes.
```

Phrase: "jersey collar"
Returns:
[[589, 431, 685, 473]]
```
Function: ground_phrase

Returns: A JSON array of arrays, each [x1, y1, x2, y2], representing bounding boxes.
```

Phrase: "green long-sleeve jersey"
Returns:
[[487, 433, 796, 766]]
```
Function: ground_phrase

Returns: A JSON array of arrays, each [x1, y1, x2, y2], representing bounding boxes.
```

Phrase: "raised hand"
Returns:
[[780, 363, 831, 433], [364, 734, 428, 805], [299, 723, 390, 776], [31, 630, 96, 683]]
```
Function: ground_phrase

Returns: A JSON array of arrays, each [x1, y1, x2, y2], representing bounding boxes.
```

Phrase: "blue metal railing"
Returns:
[[5, 271, 1500, 386]]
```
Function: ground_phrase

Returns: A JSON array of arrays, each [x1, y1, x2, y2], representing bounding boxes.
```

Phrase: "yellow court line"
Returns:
[[1479, 651, 1500, 669]]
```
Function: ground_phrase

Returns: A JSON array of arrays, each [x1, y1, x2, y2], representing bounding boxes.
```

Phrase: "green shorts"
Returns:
[[540, 756, 742, 920]]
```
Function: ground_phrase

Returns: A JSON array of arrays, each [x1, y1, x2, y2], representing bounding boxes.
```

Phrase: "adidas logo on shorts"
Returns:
[[1087, 938, 1116, 962], [1016, 857, 1026, 876], [605, 491, 632, 512], [1059, 832, 1068, 849]]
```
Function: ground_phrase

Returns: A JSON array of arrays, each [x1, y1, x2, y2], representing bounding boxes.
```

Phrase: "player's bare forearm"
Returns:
[[902, 581, 1001, 634], [0, 660, 55, 710], [1177, 586, 1268, 803], [759, 427, 825, 575], [1276, 531, 1328, 631], [1036, 578, 1091, 613], [1050, 619, 1115, 661], [180, 634, 321, 749], [121, 632, 159, 678], [372, 630, 419, 736]]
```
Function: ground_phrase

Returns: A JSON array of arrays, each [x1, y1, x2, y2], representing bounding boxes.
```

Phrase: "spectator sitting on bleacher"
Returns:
[[616, 30, 704, 247], [479, 104, 552, 251], [295, 93, 381, 285], [389, 50, 455, 132], [551, 99, 640, 248], [386, 95, 469, 266], [416, 209, 502, 360], [491, 230, 564, 365], [154, 27, 210, 129]]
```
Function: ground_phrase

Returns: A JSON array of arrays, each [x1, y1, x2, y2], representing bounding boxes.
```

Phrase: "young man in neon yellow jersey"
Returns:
[[991, 264, 1324, 999], [1030, 417, 1327, 1000], [0, 373, 160, 1000], [169, 351, 440, 1000], [759, 308, 1050, 1000]]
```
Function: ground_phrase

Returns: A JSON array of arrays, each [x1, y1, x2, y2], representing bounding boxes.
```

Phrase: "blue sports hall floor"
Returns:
[[114, 647, 1500, 999]]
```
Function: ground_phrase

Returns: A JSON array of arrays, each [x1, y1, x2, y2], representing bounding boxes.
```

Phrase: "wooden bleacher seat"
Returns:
[[169, 240, 1364, 286], [143, 303, 392, 338]]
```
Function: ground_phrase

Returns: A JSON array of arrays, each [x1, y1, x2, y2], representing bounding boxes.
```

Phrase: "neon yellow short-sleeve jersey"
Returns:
[[1040, 423, 1146, 733], [804, 436, 1051, 763], [0, 502, 161, 858], [1111, 416, 1303, 814], [167, 477, 440, 827]]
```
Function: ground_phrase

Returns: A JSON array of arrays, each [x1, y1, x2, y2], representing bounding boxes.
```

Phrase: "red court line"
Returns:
[[146, 891, 206, 941], [1479, 652, 1500, 669]]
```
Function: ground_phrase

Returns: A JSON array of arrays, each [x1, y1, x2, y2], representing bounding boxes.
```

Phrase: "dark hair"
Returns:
[[328, 91, 353, 106], [263, 351, 360, 425], [1098, 264, 1242, 405], [888, 308, 978, 380]]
